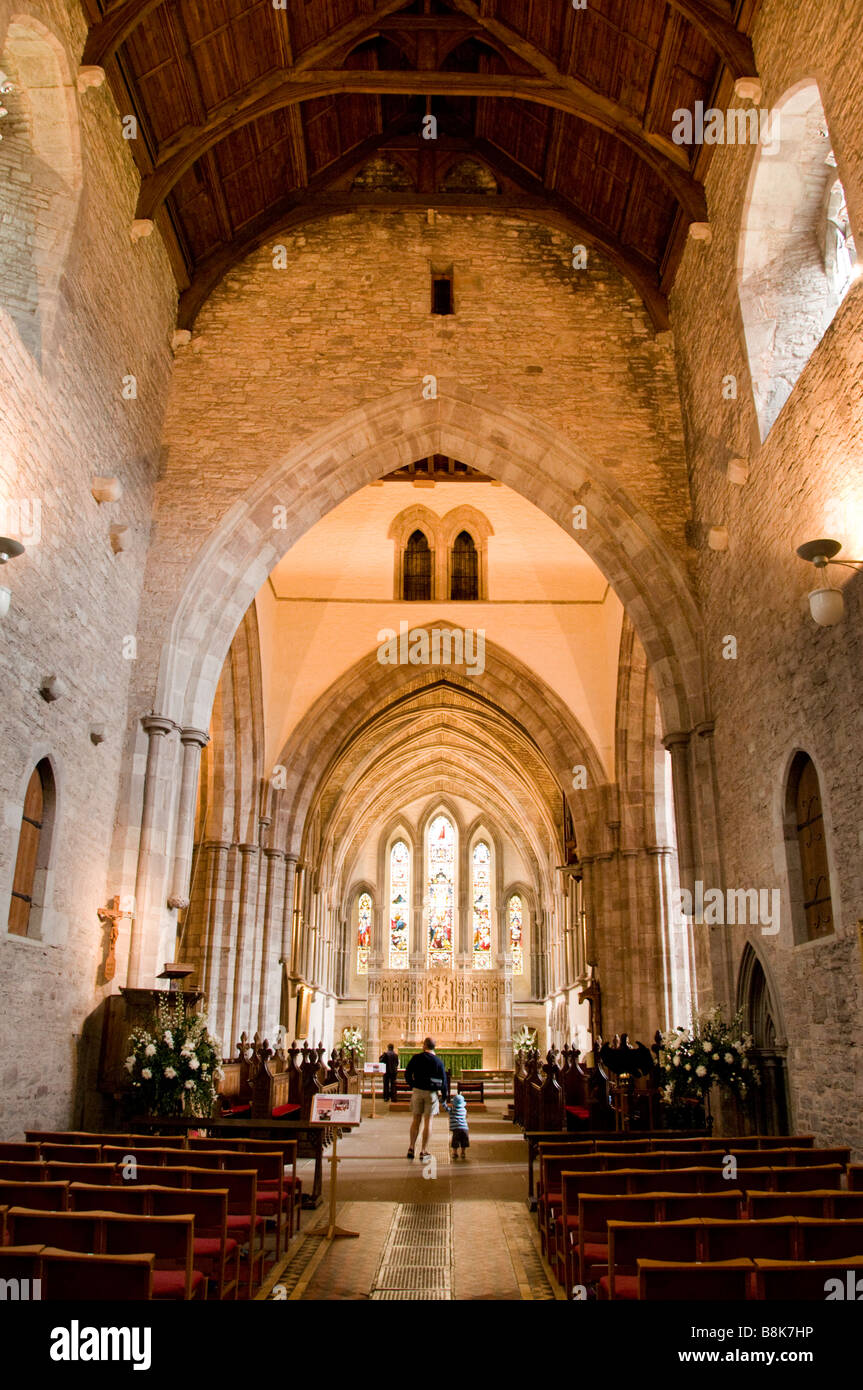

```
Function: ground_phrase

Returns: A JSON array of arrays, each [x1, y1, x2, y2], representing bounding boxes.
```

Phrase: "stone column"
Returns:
[[257, 848, 286, 1036], [663, 731, 696, 901], [230, 843, 260, 1042], [281, 853, 297, 968], [167, 727, 210, 920], [197, 838, 230, 1018], [128, 714, 177, 988]]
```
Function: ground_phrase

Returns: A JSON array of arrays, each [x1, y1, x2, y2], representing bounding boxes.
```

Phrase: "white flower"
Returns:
[[188, 1056, 200, 1070], [164, 1066, 177, 1079], [213, 1067, 224, 1081], [145, 1043, 156, 1057], [124, 1056, 136, 1072], [741, 1057, 748, 1069], [711, 1053, 719, 1061], [163, 1031, 174, 1046], [684, 1063, 691, 1071], [724, 1052, 734, 1063], [673, 1055, 681, 1067], [141, 1067, 152, 1080], [695, 1065, 707, 1077], [184, 1079, 195, 1090]]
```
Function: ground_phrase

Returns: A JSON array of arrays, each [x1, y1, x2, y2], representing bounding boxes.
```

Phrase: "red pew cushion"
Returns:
[[271, 1103, 300, 1118], [566, 1107, 590, 1119], [599, 1273, 637, 1300], [152, 1268, 205, 1299], [193, 1236, 238, 1258]]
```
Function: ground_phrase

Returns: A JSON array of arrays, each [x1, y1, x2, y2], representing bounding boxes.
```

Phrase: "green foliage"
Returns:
[[125, 994, 221, 1118]]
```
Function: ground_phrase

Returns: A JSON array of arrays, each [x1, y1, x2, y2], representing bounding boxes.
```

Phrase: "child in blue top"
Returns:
[[447, 1090, 470, 1158]]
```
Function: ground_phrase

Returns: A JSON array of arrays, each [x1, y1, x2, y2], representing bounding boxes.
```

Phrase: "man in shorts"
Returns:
[[405, 1036, 449, 1161]]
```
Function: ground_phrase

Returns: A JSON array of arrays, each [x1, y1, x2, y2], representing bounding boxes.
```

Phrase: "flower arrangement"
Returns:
[[125, 993, 222, 1118], [513, 1025, 538, 1051], [341, 1025, 365, 1061], [658, 1006, 759, 1106]]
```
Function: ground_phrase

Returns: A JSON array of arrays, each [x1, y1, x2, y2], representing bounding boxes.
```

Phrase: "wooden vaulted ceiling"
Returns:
[[79, 0, 760, 329]]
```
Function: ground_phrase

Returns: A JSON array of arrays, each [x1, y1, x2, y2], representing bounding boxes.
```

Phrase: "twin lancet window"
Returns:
[[403, 529, 479, 601]]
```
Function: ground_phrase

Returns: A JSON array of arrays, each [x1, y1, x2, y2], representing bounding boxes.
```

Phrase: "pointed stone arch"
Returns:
[[152, 385, 706, 743]]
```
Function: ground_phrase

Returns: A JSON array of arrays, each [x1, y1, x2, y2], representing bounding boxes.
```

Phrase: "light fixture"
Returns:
[[0, 537, 23, 618], [796, 538, 863, 625], [0, 536, 24, 564]]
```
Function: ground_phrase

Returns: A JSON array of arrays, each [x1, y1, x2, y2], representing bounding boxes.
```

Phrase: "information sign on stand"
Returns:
[[363, 1061, 385, 1118], [309, 1094, 362, 1240]]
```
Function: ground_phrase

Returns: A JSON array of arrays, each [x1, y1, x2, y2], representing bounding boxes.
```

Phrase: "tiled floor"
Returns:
[[265, 1100, 559, 1300]]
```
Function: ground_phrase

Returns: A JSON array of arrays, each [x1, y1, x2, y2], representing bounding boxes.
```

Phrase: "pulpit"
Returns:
[[97, 985, 204, 1094]]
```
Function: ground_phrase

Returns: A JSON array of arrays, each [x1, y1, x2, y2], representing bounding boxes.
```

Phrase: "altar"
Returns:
[[366, 967, 512, 1069]]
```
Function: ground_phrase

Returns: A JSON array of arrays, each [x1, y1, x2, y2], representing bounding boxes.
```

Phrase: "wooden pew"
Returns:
[[5, 1207, 203, 1299], [638, 1257, 753, 1300]]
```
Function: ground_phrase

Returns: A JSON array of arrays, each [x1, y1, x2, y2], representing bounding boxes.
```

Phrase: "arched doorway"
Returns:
[[737, 943, 790, 1135]]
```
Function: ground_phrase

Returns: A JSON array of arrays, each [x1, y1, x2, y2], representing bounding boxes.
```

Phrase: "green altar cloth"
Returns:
[[400, 1048, 482, 1078]]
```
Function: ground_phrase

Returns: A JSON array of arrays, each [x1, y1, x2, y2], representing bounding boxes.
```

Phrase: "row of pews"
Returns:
[[513, 1047, 604, 1132], [0, 1130, 304, 1300], [525, 1129, 863, 1299], [218, 1036, 359, 1119]]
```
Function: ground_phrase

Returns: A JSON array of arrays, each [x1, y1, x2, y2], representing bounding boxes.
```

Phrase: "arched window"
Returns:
[[450, 531, 479, 600], [427, 814, 455, 966], [0, 18, 81, 361], [403, 530, 432, 601], [784, 753, 834, 944], [8, 758, 55, 937], [389, 841, 410, 968], [508, 894, 524, 975], [739, 82, 858, 440], [472, 841, 492, 968], [357, 891, 372, 974]]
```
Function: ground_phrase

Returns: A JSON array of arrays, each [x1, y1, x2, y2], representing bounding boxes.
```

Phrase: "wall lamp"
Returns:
[[0, 535, 24, 619], [796, 538, 863, 625]]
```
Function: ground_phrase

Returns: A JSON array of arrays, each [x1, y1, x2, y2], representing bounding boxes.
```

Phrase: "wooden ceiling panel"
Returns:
[[121, 12, 198, 147], [88, 0, 760, 330], [185, 3, 284, 110], [288, 0, 377, 62], [619, 166, 678, 262], [651, 30, 720, 145], [566, 0, 663, 118], [480, 99, 551, 176], [171, 169, 227, 261], [491, 0, 567, 65]]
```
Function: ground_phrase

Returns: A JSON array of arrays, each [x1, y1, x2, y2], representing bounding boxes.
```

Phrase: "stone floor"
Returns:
[[259, 1100, 560, 1300]]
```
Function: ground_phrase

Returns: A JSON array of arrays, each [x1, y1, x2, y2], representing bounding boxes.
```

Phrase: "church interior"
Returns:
[[1, 0, 862, 1317]]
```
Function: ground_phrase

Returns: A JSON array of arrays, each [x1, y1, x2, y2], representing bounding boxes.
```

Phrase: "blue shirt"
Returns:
[[448, 1093, 468, 1131]]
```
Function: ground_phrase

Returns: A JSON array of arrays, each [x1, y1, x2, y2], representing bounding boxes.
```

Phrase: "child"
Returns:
[[448, 1088, 470, 1158]]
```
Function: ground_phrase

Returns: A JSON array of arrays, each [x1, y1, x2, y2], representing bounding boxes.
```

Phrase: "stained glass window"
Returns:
[[357, 891, 372, 974], [427, 814, 455, 967], [389, 840, 410, 969], [472, 841, 492, 968], [509, 894, 524, 975]]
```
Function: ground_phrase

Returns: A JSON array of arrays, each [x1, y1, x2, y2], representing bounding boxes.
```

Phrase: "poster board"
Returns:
[[310, 1093, 362, 1126], [363, 1062, 386, 1074]]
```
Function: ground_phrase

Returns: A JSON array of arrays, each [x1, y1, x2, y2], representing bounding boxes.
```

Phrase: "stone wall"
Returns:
[[670, 0, 863, 1151], [0, 0, 176, 1136], [131, 209, 691, 720]]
